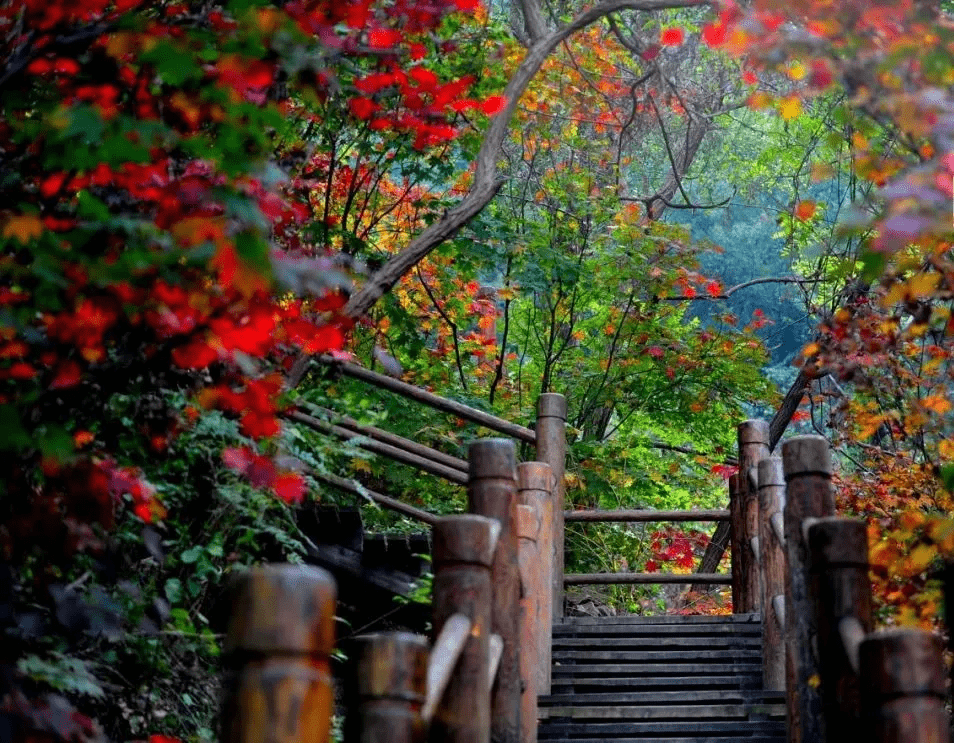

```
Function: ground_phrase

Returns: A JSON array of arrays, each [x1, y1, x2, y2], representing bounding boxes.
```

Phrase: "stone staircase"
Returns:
[[537, 613, 786, 742]]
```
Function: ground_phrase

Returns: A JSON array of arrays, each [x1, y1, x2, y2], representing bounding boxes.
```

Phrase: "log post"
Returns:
[[806, 517, 872, 742], [468, 439, 520, 743], [221, 565, 336, 743], [859, 630, 950, 743], [738, 420, 769, 614], [535, 393, 566, 621], [728, 473, 743, 612], [516, 503, 539, 743], [518, 462, 554, 695], [781, 436, 835, 743], [757, 457, 786, 691], [431, 515, 498, 743], [346, 633, 428, 743]]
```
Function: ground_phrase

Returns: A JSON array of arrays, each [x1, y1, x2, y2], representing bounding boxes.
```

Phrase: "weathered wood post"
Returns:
[[468, 439, 520, 743], [518, 462, 554, 696], [221, 565, 336, 743], [781, 436, 835, 743], [728, 473, 743, 612], [535, 393, 566, 621], [346, 633, 428, 743], [516, 502, 539, 743], [859, 630, 950, 743], [431, 515, 498, 743], [806, 517, 872, 742], [757, 457, 786, 691], [738, 420, 769, 614]]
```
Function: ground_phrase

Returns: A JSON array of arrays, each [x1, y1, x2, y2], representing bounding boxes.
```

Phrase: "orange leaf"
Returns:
[[794, 201, 816, 220]]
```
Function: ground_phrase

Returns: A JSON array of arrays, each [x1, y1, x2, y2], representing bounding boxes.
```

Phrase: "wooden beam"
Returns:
[[315, 356, 536, 444], [564, 509, 730, 523], [564, 573, 730, 585]]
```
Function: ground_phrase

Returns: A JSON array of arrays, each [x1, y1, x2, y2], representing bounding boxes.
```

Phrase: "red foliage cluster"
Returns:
[[643, 526, 710, 572]]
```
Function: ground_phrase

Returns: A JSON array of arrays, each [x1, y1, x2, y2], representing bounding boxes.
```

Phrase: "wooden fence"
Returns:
[[731, 423, 951, 743], [243, 359, 954, 743]]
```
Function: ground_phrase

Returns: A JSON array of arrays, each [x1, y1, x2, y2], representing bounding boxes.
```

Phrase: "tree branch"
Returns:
[[660, 275, 823, 301]]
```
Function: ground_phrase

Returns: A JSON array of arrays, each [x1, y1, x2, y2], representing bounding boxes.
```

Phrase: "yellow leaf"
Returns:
[[352, 458, 372, 473], [779, 96, 802, 120], [906, 543, 937, 575], [788, 61, 806, 80], [905, 272, 940, 300], [3, 214, 43, 244], [920, 395, 952, 414]]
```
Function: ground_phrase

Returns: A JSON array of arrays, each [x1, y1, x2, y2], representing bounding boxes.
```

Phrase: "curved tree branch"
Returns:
[[288, 0, 710, 387]]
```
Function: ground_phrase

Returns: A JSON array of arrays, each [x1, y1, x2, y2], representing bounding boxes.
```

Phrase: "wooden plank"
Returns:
[[551, 649, 763, 662], [537, 704, 756, 720], [553, 680, 762, 694], [552, 625, 761, 637], [551, 663, 762, 676], [318, 356, 536, 444], [537, 720, 786, 735], [564, 509, 730, 522], [532, 734, 782, 743], [540, 690, 785, 705], [557, 613, 760, 625], [564, 572, 730, 585], [551, 636, 761, 647]]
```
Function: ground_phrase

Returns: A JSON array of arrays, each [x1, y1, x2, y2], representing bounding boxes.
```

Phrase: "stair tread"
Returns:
[[559, 613, 760, 626], [554, 649, 763, 661], [549, 676, 764, 690], [539, 704, 784, 720], [534, 738, 782, 743], [553, 625, 762, 637], [538, 720, 785, 734], [541, 691, 785, 705]]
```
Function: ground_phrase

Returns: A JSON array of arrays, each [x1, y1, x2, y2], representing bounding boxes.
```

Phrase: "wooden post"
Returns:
[[346, 633, 428, 743], [516, 503, 539, 743], [806, 517, 872, 742], [757, 457, 786, 691], [468, 439, 520, 743], [518, 462, 554, 696], [781, 436, 835, 743], [728, 473, 743, 612], [431, 515, 498, 743], [738, 420, 769, 613], [221, 565, 336, 743], [535, 393, 566, 621], [859, 630, 950, 743]]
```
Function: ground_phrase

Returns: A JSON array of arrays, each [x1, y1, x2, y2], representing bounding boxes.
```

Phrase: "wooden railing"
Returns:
[[735, 425, 952, 743], [221, 437, 553, 743]]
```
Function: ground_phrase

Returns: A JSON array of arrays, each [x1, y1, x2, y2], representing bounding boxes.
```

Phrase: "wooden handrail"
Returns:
[[290, 410, 468, 484], [314, 472, 439, 525], [315, 355, 537, 444], [564, 509, 730, 522], [422, 613, 471, 725], [302, 404, 469, 472], [565, 572, 730, 585]]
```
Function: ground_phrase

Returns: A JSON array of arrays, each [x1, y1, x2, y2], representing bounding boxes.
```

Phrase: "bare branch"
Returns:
[[660, 275, 824, 302]]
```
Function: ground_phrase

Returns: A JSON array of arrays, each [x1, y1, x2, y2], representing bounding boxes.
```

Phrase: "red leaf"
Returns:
[[50, 360, 82, 389], [480, 95, 507, 116], [40, 172, 68, 199], [701, 22, 726, 46], [274, 472, 307, 504], [647, 346, 664, 359], [222, 446, 252, 473], [794, 201, 817, 221], [705, 280, 723, 298], [660, 28, 684, 46], [367, 28, 402, 49]]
